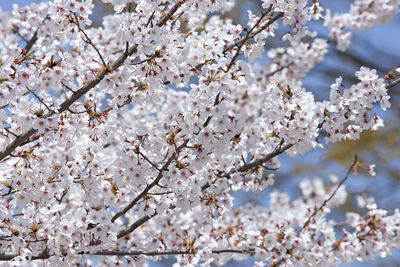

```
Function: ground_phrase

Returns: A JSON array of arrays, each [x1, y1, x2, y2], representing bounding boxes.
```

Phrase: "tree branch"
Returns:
[[300, 154, 358, 232], [225, 6, 274, 72], [265, 62, 294, 78], [0, 41, 136, 161], [0, 1, 189, 162], [0, 128, 37, 161], [111, 140, 189, 223], [236, 143, 293, 173], [0, 248, 255, 261], [386, 77, 400, 89], [71, 12, 108, 68], [117, 211, 158, 239], [156, 0, 187, 27], [18, 15, 50, 59], [190, 11, 284, 73], [223, 11, 284, 53], [201, 143, 293, 191]]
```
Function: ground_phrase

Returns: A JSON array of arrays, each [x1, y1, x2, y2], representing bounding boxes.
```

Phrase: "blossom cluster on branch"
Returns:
[[0, 0, 399, 266]]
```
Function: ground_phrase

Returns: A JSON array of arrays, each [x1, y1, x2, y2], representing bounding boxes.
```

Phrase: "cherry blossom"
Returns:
[[0, 0, 399, 266]]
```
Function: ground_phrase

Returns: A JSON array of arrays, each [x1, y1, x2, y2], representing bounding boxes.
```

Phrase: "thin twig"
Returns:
[[61, 82, 76, 94], [225, 6, 273, 72], [138, 150, 161, 171], [4, 128, 18, 138], [237, 144, 293, 173], [1, 189, 19, 197], [300, 154, 358, 232], [243, 191, 263, 205], [223, 11, 283, 53], [265, 62, 294, 78], [0, 104, 9, 110], [71, 12, 107, 68], [190, 10, 284, 73], [26, 87, 53, 113], [111, 140, 189, 223]]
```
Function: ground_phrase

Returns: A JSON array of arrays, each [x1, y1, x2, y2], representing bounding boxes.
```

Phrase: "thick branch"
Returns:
[[19, 15, 50, 58], [386, 77, 400, 89], [0, 43, 138, 161], [0, 128, 37, 161], [0, 248, 255, 261], [201, 143, 293, 191]]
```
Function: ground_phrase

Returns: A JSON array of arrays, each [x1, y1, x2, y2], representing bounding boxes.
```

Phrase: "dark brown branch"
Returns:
[[190, 10, 284, 73], [201, 143, 293, 191], [300, 155, 358, 232], [0, 1, 185, 161], [19, 15, 50, 58], [225, 6, 274, 72], [1, 188, 19, 197], [223, 11, 284, 53], [0, 248, 255, 261], [111, 139, 189, 223], [0, 43, 138, 162], [138, 150, 161, 171], [148, 191, 173, 196], [4, 127, 18, 138], [0, 252, 50, 261], [93, 248, 255, 256], [386, 77, 400, 89], [117, 211, 157, 239], [0, 104, 9, 110], [71, 12, 107, 68], [237, 143, 293, 173], [0, 128, 37, 161], [265, 62, 294, 78], [26, 87, 53, 113], [58, 44, 137, 112], [61, 82, 76, 94], [156, 0, 187, 27]]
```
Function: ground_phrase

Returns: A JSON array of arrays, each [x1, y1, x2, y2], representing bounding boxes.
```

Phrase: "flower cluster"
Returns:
[[0, 0, 398, 266], [323, 67, 390, 143], [324, 0, 400, 51]]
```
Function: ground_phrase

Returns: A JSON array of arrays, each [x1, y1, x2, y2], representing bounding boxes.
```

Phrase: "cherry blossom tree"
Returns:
[[0, 0, 400, 266]]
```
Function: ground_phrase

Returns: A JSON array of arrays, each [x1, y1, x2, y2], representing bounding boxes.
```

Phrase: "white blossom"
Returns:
[[0, 0, 398, 266]]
